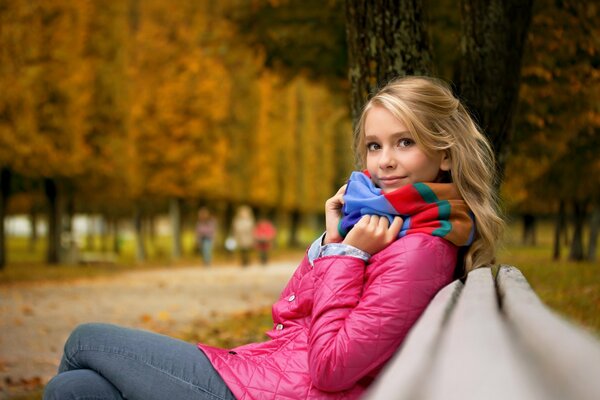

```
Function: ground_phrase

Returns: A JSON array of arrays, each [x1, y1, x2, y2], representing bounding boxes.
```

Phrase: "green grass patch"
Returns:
[[499, 220, 600, 337]]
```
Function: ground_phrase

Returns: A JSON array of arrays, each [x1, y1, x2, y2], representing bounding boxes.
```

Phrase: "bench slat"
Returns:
[[497, 264, 600, 400], [364, 279, 463, 399], [420, 267, 550, 400]]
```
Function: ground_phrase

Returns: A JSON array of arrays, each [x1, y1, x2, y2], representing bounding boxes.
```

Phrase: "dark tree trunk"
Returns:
[[64, 191, 75, 236], [569, 200, 588, 261], [29, 208, 38, 252], [44, 178, 62, 264], [0, 167, 11, 269], [170, 197, 182, 259], [588, 205, 599, 262], [134, 204, 146, 262], [223, 202, 235, 245], [522, 213, 536, 246], [288, 209, 302, 248], [100, 215, 108, 253], [86, 216, 96, 251], [457, 0, 533, 182], [112, 218, 121, 255], [553, 200, 566, 260], [345, 0, 432, 131]]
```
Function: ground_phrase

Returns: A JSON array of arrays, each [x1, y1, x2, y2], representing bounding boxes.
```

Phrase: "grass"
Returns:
[[498, 220, 600, 336]]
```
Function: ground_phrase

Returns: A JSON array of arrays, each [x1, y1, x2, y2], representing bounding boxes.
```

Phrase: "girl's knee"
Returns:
[[65, 323, 100, 351], [61, 323, 115, 369], [66, 323, 115, 346], [44, 370, 122, 400], [43, 374, 66, 400]]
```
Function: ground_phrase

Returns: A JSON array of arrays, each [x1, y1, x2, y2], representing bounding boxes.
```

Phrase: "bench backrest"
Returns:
[[364, 265, 600, 400]]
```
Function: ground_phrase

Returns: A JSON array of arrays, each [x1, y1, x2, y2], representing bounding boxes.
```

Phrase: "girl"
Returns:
[[43, 76, 503, 400]]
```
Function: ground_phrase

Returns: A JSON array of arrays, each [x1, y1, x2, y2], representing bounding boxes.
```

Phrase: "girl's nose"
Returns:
[[379, 148, 396, 169]]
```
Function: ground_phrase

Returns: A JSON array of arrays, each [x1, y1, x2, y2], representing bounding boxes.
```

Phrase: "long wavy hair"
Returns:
[[355, 76, 504, 272]]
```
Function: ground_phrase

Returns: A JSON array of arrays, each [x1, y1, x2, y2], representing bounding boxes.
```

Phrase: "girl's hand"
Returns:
[[342, 215, 403, 255], [323, 184, 347, 245]]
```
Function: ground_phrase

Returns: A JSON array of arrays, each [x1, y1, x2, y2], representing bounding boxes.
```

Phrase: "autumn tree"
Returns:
[[0, 1, 93, 264], [504, 0, 600, 261], [128, 0, 231, 259], [345, 0, 432, 131], [457, 0, 533, 180], [75, 0, 131, 243]]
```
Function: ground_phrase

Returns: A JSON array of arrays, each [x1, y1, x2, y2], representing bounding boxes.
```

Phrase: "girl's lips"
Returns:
[[377, 176, 407, 188]]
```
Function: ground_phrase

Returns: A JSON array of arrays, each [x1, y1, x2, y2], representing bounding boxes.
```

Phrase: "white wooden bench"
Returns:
[[364, 265, 600, 400]]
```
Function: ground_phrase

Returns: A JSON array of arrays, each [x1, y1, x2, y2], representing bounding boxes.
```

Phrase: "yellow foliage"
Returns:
[[0, 0, 355, 214]]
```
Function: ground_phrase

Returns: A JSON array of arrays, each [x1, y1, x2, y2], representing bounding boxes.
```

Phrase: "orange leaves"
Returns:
[[1, 0, 354, 212], [505, 0, 600, 211]]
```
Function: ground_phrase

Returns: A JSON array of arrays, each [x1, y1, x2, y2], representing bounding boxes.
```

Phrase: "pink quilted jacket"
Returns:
[[199, 233, 457, 399]]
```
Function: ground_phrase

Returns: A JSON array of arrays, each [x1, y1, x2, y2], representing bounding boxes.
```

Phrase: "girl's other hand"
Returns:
[[323, 184, 347, 245], [342, 215, 403, 255]]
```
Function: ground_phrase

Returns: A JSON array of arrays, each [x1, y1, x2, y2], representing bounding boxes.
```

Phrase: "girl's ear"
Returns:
[[440, 150, 451, 172]]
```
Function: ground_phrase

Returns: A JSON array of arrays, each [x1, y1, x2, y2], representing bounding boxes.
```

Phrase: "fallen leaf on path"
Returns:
[[140, 314, 152, 323], [157, 311, 171, 322], [21, 305, 34, 316]]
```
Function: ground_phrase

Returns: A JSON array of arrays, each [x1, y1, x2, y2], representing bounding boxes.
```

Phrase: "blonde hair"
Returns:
[[355, 76, 504, 272]]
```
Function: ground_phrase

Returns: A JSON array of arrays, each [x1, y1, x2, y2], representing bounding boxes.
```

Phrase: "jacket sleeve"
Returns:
[[307, 235, 456, 392]]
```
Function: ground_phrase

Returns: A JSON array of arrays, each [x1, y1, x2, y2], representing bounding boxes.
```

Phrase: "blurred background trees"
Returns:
[[0, 0, 597, 267]]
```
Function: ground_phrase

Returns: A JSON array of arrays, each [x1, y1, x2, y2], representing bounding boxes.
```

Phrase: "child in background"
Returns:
[[253, 219, 277, 265], [44, 76, 503, 400]]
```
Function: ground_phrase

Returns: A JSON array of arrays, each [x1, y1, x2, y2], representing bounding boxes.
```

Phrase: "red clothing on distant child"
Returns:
[[253, 220, 276, 250]]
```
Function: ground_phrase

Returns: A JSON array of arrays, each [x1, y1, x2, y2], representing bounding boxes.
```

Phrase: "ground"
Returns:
[[0, 261, 296, 399]]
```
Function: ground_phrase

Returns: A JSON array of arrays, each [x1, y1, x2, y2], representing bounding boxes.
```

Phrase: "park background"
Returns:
[[0, 0, 599, 397]]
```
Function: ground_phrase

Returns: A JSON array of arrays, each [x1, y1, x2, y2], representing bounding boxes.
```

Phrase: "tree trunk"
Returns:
[[553, 200, 566, 260], [100, 215, 108, 253], [170, 197, 183, 259], [0, 167, 11, 269], [29, 208, 38, 252], [85, 215, 96, 251], [569, 200, 587, 261], [44, 178, 62, 264], [588, 204, 599, 262], [133, 204, 146, 262], [522, 213, 536, 246], [458, 0, 533, 182], [288, 209, 302, 248], [345, 0, 432, 130], [112, 218, 121, 255]]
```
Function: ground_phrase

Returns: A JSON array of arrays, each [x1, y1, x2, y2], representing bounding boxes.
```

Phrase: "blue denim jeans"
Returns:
[[200, 237, 214, 266], [43, 323, 236, 400]]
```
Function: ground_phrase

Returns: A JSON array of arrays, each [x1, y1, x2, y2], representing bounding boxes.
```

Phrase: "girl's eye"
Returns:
[[366, 142, 380, 151], [398, 138, 414, 148]]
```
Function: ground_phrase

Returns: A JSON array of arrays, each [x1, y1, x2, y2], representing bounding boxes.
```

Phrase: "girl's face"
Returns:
[[364, 106, 450, 193]]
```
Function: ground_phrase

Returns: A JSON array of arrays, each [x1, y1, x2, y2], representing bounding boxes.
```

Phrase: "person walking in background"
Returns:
[[232, 205, 255, 266], [195, 207, 217, 266], [253, 218, 277, 265]]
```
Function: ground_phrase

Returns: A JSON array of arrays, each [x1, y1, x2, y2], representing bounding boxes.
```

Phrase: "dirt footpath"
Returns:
[[0, 261, 296, 398]]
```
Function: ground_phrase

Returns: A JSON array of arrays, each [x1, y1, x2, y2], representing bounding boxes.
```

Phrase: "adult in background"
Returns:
[[232, 205, 255, 266], [195, 207, 217, 266]]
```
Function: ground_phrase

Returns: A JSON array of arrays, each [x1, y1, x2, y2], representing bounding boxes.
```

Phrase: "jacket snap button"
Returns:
[[288, 295, 296, 302], [276, 323, 284, 330]]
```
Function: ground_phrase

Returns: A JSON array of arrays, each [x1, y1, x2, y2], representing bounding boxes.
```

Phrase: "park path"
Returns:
[[0, 261, 296, 399]]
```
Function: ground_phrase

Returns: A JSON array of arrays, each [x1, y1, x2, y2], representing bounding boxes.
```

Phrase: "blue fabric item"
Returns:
[[308, 233, 370, 266], [338, 172, 410, 237], [43, 323, 235, 400]]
